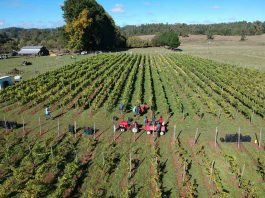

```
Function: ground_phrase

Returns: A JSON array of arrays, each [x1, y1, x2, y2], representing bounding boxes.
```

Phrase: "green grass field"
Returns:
[[0, 54, 92, 80], [133, 34, 265, 71], [0, 53, 264, 197]]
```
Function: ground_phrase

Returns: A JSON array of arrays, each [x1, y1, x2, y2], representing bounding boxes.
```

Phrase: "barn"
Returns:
[[18, 46, 49, 56], [0, 76, 13, 90]]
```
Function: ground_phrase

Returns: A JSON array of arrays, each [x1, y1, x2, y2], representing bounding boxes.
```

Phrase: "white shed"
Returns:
[[0, 76, 13, 90]]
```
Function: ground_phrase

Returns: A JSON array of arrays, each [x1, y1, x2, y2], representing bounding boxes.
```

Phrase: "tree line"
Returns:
[[121, 21, 265, 37]]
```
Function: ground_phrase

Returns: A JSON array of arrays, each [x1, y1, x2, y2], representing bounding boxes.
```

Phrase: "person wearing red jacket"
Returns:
[[158, 116, 163, 125]]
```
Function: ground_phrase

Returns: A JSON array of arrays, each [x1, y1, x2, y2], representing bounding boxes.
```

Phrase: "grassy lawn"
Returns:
[[181, 35, 265, 71], [0, 54, 93, 80], [133, 34, 265, 71]]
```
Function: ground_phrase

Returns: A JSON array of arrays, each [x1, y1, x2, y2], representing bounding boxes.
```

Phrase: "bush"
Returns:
[[206, 31, 214, 40], [152, 30, 181, 48], [127, 36, 151, 48]]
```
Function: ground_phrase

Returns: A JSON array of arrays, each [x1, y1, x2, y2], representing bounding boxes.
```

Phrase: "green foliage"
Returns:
[[206, 30, 214, 40], [121, 21, 265, 37], [62, 0, 126, 50], [65, 9, 93, 51], [152, 30, 181, 48], [127, 36, 151, 48], [240, 29, 247, 41], [0, 32, 18, 53]]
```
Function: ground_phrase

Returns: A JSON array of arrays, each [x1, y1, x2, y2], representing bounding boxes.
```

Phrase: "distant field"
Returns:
[[134, 34, 265, 71], [0, 54, 92, 80]]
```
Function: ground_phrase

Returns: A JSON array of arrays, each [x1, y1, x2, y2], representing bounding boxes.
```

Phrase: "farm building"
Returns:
[[18, 46, 49, 56], [0, 76, 13, 90]]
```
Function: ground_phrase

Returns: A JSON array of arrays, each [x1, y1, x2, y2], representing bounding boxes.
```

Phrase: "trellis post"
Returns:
[[129, 152, 132, 178], [259, 128, 262, 148], [174, 125, 176, 143], [74, 121, 77, 138], [93, 122, 96, 140], [51, 146, 53, 159], [215, 127, 218, 147], [102, 152, 105, 166], [113, 125, 116, 142], [238, 127, 241, 149], [241, 163, 245, 178], [193, 128, 198, 145], [4, 116, 7, 133], [57, 119, 60, 138], [39, 117, 42, 136], [182, 158, 186, 183], [22, 117, 25, 138], [209, 160, 215, 183]]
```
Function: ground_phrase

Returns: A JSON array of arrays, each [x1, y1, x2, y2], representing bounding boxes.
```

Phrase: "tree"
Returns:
[[240, 30, 247, 41], [65, 9, 93, 51], [62, 0, 126, 50], [127, 36, 151, 48], [206, 30, 214, 40], [152, 30, 181, 48]]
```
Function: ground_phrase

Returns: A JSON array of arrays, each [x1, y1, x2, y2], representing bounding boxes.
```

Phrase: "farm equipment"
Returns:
[[132, 103, 149, 116], [21, 61, 32, 66], [68, 124, 75, 133], [0, 120, 20, 130], [84, 127, 93, 135], [118, 120, 139, 133], [220, 134, 251, 142], [144, 122, 166, 136]]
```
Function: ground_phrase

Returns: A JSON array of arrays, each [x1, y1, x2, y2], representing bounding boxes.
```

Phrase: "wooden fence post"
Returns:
[[129, 152, 132, 178], [182, 158, 186, 183], [57, 119, 60, 138], [93, 123, 96, 140], [215, 127, 218, 148], [51, 146, 53, 159], [193, 128, 198, 145], [102, 152, 105, 166], [74, 121, 77, 138], [22, 117, 25, 138], [259, 128, 262, 148], [209, 160, 215, 183], [238, 127, 241, 149], [174, 125, 176, 143], [113, 125, 116, 142], [39, 117, 42, 136], [241, 163, 245, 178], [4, 116, 7, 133]]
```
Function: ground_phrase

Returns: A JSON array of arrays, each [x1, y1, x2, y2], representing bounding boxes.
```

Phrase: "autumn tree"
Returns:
[[62, 0, 126, 50], [65, 9, 92, 51]]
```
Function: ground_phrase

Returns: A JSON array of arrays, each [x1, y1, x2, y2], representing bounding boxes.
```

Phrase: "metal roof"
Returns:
[[0, 76, 11, 80], [21, 46, 43, 49], [18, 49, 41, 54]]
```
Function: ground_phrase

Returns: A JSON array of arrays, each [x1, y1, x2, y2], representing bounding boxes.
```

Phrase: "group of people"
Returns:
[[132, 102, 149, 116], [119, 102, 149, 116], [144, 115, 166, 134], [144, 115, 164, 126]]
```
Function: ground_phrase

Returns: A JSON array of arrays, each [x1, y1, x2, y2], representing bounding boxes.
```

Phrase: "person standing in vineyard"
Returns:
[[158, 116, 163, 125], [45, 106, 52, 120], [119, 102, 124, 114], [144, 116, 148, 125]]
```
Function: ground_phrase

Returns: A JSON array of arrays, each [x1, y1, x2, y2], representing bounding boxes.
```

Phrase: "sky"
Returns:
[[0, 0, 265, 29]]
